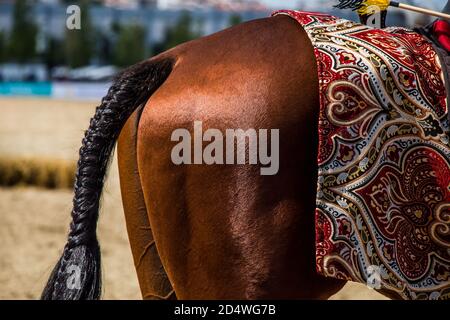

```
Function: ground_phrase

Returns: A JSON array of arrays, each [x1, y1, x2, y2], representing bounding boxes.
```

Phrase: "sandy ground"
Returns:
[[0, 98, 387, 300]]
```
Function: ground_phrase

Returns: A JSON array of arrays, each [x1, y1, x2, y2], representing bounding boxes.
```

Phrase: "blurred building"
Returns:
[[104, 0, 158, 9], [157, 0, 267, 11], [92, 0, 267, 10], [0, 2, 270, 46]]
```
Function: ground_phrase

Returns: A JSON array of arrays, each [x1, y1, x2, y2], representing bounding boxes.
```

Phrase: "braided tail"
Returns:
[[41, 58, 174, 300]]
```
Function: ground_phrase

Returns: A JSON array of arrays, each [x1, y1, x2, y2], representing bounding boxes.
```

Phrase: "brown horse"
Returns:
[[42, 14, 397, 300]]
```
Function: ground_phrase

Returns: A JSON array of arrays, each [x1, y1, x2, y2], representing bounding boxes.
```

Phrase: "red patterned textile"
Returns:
[[273, 10, 450, 300]]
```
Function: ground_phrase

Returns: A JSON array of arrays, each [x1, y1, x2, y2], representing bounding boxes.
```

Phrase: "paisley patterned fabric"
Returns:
[[273, 10, 450, 300]]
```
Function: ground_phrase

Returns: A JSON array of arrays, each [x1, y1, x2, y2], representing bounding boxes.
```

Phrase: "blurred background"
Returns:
[[0, 0, 446, 300]]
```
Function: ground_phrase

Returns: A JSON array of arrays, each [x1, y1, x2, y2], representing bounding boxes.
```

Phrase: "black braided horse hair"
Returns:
[[41, 57, 174, 300]]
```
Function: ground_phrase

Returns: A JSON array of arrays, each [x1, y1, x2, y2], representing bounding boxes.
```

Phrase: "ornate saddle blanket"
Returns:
[[273, 10, 450, 299]]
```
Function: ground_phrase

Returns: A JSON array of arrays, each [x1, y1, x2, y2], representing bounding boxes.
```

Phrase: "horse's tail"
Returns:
[[41, 57, 174, 300]]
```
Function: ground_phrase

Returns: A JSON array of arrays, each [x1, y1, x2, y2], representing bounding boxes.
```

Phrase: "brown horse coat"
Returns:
[[118, 15, 347, 299]]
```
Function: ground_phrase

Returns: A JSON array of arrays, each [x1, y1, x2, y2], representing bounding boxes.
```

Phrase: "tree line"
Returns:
[[0, 0, 243, 69]]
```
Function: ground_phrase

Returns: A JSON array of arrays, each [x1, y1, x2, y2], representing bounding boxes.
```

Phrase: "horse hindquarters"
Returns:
[[133, 16, 346, 299], [118, 107, 175, 300]]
